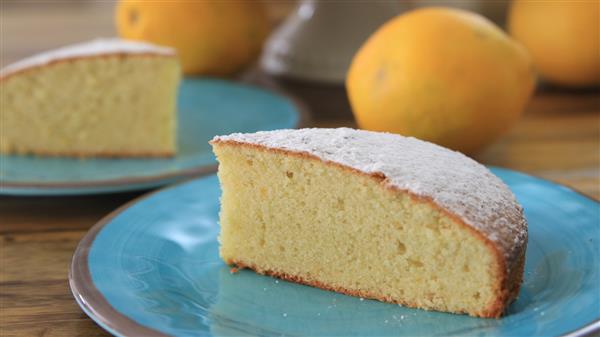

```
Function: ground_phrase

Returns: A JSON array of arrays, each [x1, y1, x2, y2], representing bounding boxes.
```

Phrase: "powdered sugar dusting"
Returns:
[[1, 38, 175, 78], [213, 128, 527, 269]]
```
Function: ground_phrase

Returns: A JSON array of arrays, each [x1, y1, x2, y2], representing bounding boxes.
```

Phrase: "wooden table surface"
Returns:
[[1, 3, 599, 337]]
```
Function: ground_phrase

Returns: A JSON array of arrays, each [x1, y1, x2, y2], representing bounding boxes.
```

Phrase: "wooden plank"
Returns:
[[1, 321, 109, 337], [2, 280, 90, 326], [1, 231, 84, 283], [1, 280, 109, 337], [0, 236, 110, 336]]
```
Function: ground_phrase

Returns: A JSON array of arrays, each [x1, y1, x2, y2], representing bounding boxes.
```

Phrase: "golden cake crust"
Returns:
[[0, 38, 176, 81], [0, 53, 176, 83], [211, 128, 528, 318], [2, 148, 174, 158]]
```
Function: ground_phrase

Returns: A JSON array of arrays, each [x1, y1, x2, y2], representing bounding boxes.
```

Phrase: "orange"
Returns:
[[116, 1, 269, 76], [508, 0, 600, 87], [346, 7, 535, 154]]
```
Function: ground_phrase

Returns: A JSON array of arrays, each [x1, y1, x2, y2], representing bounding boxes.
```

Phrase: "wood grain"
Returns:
[[0, 3, 598, 337]]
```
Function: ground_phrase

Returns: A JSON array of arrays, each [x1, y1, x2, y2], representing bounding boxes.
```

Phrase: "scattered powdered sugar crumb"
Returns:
[[1, 38, 175, 77], [391, 314, 406, 321], [213, 128, 528, 267]]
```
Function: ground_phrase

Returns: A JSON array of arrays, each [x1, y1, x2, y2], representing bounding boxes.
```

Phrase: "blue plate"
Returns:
[[70, 168, 600, 337], [0, 78, 302, 196]]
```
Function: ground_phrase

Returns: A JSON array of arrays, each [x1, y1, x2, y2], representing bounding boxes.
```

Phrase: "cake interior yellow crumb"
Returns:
[[1, 55, 179, 156], [213, 143, 501, 316]]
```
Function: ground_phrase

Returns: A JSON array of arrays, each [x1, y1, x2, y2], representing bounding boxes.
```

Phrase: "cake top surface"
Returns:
[[1, 38, 176, 78], [213, 128, 527, 266]]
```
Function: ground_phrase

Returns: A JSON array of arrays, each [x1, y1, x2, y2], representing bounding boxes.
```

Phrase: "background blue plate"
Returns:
[[70, 168, 600, 337], [0, 78, 302, 196]]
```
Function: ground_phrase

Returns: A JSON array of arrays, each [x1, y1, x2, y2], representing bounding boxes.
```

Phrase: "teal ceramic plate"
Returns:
[[70, 168, 600, 337], [0, 78, 303, 196]]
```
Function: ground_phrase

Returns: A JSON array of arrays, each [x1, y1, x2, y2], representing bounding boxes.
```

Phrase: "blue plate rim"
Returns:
[[0, 80, 310, 195], [0, 164, 217, 196], [68, 167, 600, 337]]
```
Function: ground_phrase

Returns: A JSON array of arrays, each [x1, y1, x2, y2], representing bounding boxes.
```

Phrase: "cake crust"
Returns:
[[0, 38, 176, 80], [211, 128, 528, 318], [2, 148, 175, 158], [0, 53, 177, 83]]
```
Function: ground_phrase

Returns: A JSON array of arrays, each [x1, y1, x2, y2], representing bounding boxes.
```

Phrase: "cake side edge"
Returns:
[[229, 258, 508, 319]]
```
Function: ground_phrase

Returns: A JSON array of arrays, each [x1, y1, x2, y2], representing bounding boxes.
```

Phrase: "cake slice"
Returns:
[[0, 38, 180, 157], [210, 128, 527, 318]]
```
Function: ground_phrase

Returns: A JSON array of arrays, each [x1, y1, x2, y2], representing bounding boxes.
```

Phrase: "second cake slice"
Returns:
[[1, 38, 180, 157]]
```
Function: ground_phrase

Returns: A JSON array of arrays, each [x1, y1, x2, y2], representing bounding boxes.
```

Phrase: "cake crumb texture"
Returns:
[[213, 128, 527, 269]]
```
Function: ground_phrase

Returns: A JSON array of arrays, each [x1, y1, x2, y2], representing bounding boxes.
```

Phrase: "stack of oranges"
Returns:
[[115, 1, 598, 154], [347, 2, 598, 154]]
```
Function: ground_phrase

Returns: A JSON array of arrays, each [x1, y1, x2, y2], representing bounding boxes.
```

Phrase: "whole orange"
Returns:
[[116, 1, 269, 76], [508, 0, 600, 87], [346, 7, 535, 154]]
